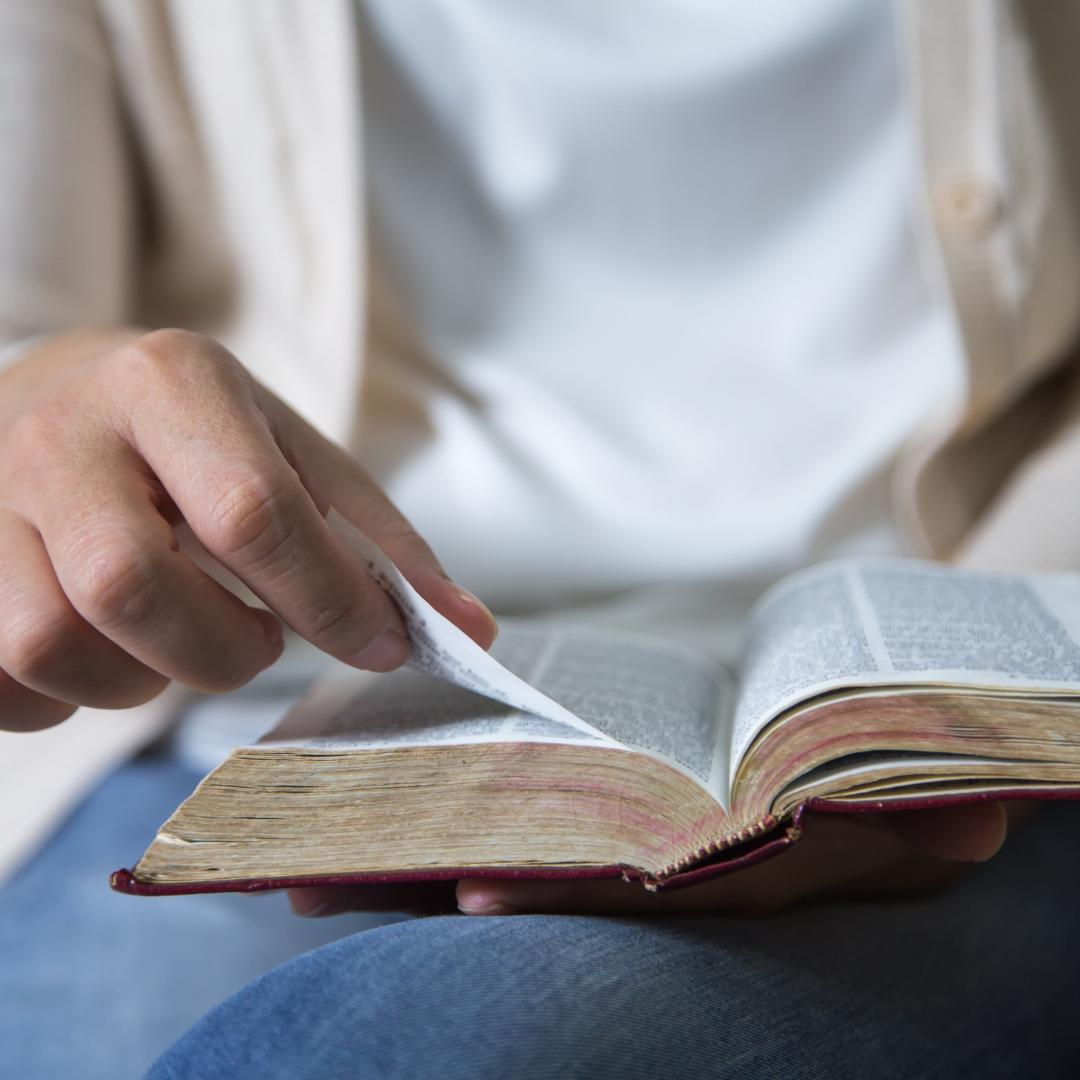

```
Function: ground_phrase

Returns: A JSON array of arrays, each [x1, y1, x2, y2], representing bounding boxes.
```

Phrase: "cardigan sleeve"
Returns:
[[0, 0, 134, 357]]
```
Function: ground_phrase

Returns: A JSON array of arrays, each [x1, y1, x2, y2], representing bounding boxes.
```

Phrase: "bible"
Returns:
[[113, 514, 1080, 896]]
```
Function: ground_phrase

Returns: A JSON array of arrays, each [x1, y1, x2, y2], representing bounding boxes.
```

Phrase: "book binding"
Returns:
[[111, 788, 1080, 899]]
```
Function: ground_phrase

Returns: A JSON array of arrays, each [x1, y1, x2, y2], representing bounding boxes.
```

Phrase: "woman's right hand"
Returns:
[[0, 326, 496, 732]]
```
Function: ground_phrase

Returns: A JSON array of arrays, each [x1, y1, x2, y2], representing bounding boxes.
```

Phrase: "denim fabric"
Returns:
[[6, 751, 1080, 1080], [146, 803, 1080, 1079], [0, 753, 403, 1080]]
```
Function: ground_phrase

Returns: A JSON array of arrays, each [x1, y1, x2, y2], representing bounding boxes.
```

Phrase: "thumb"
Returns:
[[885, 802, 1007, 862]]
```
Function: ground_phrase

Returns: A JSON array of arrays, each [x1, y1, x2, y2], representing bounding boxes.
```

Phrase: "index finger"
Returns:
[[120, 333, 410, 671]]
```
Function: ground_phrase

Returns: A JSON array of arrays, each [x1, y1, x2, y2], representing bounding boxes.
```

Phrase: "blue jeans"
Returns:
[[147, 818, 1080, 1080], [5, 751, 1080, 1079], [0, 752, 403, 1080]]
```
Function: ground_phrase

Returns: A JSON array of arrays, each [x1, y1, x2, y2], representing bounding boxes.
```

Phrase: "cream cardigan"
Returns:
[[2, 0, 1080, 566]]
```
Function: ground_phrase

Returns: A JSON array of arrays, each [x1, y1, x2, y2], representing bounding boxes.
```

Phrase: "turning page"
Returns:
[[263, 623, 735, 801], [326, 509, 610, 742], [264, 513, 737, 799]]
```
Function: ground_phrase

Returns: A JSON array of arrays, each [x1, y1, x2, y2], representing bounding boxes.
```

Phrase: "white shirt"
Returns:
[[354, 0, 963, 624]]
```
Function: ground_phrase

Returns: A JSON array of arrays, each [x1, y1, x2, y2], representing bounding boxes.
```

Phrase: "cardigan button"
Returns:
[[934, 179, 1002, 240]]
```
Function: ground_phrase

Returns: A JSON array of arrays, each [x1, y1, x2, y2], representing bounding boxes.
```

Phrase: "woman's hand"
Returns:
[[0, 326, 496, 732], [288, 801, 1015, 918]]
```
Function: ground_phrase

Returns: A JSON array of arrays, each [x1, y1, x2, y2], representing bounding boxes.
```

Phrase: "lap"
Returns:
[[149, 802, 1080, 1080], [0, 750, 402, 1080]]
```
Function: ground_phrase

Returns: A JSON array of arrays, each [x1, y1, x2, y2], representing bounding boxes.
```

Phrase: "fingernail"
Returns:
[[301, 901, 352, 919], [346, 628, 411, 672], [458, 900, 520, 917], [262, 617, 286, 665], [449, 584, 499, 638]]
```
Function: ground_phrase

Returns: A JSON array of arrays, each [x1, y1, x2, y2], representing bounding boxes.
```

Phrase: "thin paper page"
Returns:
[[269, 667, 605, 752], [326, 509, 614, 744], [730, 559, 1080, 779], [516, 627, 733, 799], [261, 619, 733, 799]]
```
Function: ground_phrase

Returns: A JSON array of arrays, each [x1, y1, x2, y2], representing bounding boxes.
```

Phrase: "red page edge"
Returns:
[[110, 787, 1080, 898]]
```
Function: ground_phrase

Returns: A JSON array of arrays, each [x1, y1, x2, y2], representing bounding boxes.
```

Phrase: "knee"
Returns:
[[146, 915, 734, 1079]]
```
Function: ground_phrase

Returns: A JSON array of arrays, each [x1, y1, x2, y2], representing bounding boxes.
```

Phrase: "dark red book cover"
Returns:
[[111, 788, 1080, 898]]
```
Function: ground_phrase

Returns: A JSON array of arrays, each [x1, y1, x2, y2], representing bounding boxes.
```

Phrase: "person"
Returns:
[[2, 0, 1080, 1076]]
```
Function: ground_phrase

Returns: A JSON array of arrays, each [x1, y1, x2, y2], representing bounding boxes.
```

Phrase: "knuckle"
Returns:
[[113, 329, 242, 395], [307, 591, 376, 646], [0, 682, 76, 732], [195, 664, 257, 696], [121, 327, 205, 369], [111, 330, 189, 383], [0, 605, 84, 688], [206, 472, 299, 568], [138, 327, 206, 355], [69, 535, 162, 633]]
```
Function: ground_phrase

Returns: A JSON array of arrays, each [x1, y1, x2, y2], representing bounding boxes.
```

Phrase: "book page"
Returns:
[[326, 510, 614, 745], [521, 627, 733, 797], [731, 560, 1080, 778], [262, 621, 735, 800]]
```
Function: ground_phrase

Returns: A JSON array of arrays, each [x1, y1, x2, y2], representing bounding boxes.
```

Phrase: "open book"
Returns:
[[114, 514, 1080, 896]]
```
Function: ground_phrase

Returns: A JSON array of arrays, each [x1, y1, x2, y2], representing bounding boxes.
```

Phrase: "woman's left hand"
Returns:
[[287, 801, 1014, 918]]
